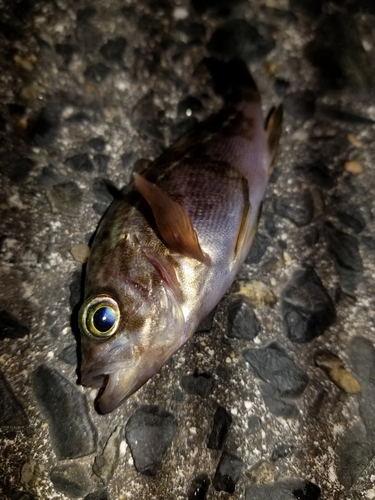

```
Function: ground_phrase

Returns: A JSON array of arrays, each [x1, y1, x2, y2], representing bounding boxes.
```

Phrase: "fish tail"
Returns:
[[204, 57, 260, 103]]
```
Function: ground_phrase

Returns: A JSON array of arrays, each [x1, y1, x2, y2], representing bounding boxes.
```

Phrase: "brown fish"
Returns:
[[78, 59, 282, 413]]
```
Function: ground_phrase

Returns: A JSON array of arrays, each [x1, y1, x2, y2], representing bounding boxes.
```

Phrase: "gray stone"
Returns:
[[32, 365, 98, 459], [125, 405, 177, 476], [187, 474, 210, 500], [0, 370, 28, 427], [246, 232, 270, 265], [245, 478, 321, 499], [227, 299, 260, 341], [207, 404, 232, 450], [46, 182, 83, 217], [273, 191, 314, 227], [180, 372, 214, 398], [213, 451, 243, 493], [0, 310, 29, 340], [93, 426, 122, 485], [57, 344, 77, 366], [50, 463, 92, 498], [64, 153, 94, 173]]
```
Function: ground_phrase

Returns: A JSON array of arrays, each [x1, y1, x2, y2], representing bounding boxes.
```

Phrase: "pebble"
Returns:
[[50, 463, 92, 498], [70, 243, 90, 264], [0, 310, 29, 340], [294, 161, 334, 189], [46, 182, 83, 218], [0, 370, 28, 426], [261, 383, 299, 419], [283, 91, 316, 121], [247, 415, 261, 432], [32, 365, 98, 459], [347, 134, 362, 148], [93, 426, 122, 485], [195, 307, 216, 334], [236, 280, 276, 308], [92, 178, 115, 205], [88, 137, 106, 152], [37, 165, 60, 188], [84, 63, 110, 82], [93, 154, 110, 174], [125, 405, 178, 476], [344, 160, 363, 175], [64, 153, 94, 173], [248, 460, 275, 484], [84, 489, 109, 500], [324, 223, 363, 293], [271, 443, 293, 461], [99, 37, 127, 63], [207, 404, 232, 450], [3, 158, 35, 183], [188, 474, 210, 500], [213, 451, 243, 493], [314, 351, 361, 393], [245, 478, 321, 499], [31, 103, 61, 149], [180, 371, 214, 398], [57, 344, 78, 366], [273, 190, 314, 227], [305, 12, 373, 89], [207, 19, 275, 63], [243, 343, 309, 398], [55, 43, 76, 65], [335, 210, 365, 234], [246, 232, 269, 265], [227, 298, 260, 341], [281, 267, 335, 343]]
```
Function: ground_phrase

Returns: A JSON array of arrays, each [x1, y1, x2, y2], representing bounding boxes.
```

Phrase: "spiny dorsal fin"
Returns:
[[134, 173, 209, 264], [265, 105, 283, 173]]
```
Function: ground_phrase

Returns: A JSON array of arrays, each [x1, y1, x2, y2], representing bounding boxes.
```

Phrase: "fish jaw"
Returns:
[[79, 283, 185, 414]]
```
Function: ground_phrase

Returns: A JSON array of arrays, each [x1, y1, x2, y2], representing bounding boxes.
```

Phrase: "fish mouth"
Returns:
[[80, 358, 159, 414]]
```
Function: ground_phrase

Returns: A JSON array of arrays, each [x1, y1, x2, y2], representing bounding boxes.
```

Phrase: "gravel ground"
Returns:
[[1, 0, 375, 499]]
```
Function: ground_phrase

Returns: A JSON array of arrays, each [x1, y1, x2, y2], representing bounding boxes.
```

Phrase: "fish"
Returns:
[[78, 59, 282, 414]]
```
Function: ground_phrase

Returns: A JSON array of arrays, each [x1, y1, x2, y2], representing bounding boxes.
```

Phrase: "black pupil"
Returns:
[[93, 306, 116, 333]]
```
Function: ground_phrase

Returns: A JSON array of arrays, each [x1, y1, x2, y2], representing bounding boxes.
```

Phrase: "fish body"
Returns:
[[78, 60, 282, 413]]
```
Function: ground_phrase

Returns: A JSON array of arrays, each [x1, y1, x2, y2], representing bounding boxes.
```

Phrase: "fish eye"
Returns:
[[80, 295, 120, 340]]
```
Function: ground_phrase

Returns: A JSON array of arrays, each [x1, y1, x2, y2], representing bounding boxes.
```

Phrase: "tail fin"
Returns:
[[204, 57, 259, 102]]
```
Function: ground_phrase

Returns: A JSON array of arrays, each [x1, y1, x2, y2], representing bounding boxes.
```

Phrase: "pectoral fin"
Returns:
[[134, 173, 208, 264], [265, 105, 283, 174]]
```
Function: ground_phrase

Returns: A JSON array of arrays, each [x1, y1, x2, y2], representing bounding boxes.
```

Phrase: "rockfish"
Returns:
[[78, 59, 282, 413]]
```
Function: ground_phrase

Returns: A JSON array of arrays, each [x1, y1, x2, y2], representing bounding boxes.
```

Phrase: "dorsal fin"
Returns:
[[134, 173, 209, 264], [265, 105, 283, 174]]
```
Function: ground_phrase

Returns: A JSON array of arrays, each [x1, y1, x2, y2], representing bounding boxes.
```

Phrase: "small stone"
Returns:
[[273, 78, 290, 97], [271, 443, 293, 461], [31, 103, 61, 148], [0, 310, 29, 340], [294, 161, 334, 189], [227, 299, 260, 341], [335, 210, 365, 234], [84, 63, 110, 82], [70, 244, 90, 264], [64, 153, 94, 173], [3, 158, 35, 183], [243, 343, 308, 398], [260, 383, 299, 419], [55, 43, 76, 65], [246, 232, 269, 265], [84, 490, 109, 500], [125, 405, 177, 476], [121, 151, 137, 171], [283, 91, 316, 121], [344, 160, 363, 175], [69, 270, 82, 310], [32, 365, 98, 459], [0, 370, 28, 426], [248, 460, 275, 485], [58, 344, 78, 366], [188, 474, 210, 500], [50, 463, 92, 498], [347, 134, 362, 148], [180, 372, 214, 398], [207, 404, 232, 450], [20, 458, 36, 486], [37, 166, 60, 188], [93, 426, 122, 485], [92, 178, 115, 205], [14, 54, 36, 72], [213, 451, 243, 493], [281, 267, 335, 343], [88, 137, 106, 152], [99, 37, 127, 62], [93, 154, 110, 173], [324, 223, 363, 293], [46, 182, 83, 218], [247, 415, 261, 432], [245, 478, 321, 500], [273, 190, 314, 227], [195, 307, 216, 333], [236, 280, 276, 307], [315, 351, 361, 393], [207, 19, 275, 63]]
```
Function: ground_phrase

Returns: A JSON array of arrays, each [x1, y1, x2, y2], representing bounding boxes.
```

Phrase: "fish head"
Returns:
[[78, 237, 184, 414]]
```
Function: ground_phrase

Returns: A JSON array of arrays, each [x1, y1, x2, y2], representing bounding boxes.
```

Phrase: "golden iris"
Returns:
[[80, 295, 120, 339]]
